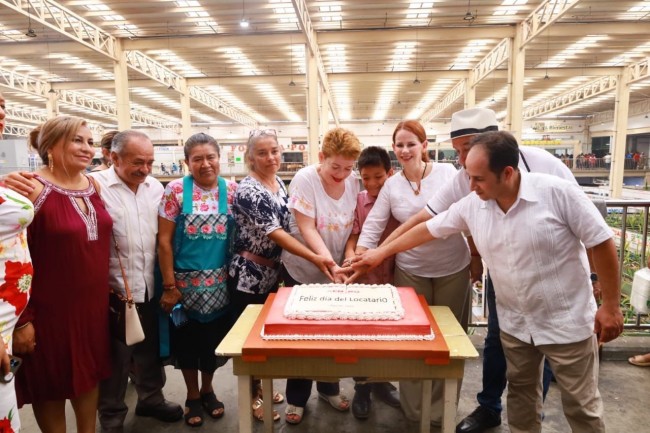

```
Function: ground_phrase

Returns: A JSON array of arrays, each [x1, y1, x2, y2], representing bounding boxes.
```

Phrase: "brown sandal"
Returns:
[[252, 398, 280, 422]]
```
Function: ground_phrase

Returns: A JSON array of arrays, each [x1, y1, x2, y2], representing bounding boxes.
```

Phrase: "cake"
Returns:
[[262, 285, 434, 341], [283, 284, 404, 321]]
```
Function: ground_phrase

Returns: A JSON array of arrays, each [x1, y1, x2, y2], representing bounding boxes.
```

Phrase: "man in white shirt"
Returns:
[[355, 131, 623, 433], [92, 130, 183, 433]]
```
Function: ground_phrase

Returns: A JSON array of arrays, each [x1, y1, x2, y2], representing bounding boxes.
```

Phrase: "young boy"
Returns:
[[344, 146, 401, 419]]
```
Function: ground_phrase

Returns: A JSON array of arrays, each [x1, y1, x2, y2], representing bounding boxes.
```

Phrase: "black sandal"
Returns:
[[184, 399, 204, 427], [201, 391, 225, 419]]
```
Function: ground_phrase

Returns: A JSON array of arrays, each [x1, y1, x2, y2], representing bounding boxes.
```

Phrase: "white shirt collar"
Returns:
[[105, 165, 151, 190]]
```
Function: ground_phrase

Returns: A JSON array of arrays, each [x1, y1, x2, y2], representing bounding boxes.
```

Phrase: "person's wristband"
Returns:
[[163, 283, 177, 292], [590, 272, 598, 283]]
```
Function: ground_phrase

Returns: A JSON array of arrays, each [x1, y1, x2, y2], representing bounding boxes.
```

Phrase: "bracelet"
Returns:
[[163, 283, 177, 291], [15, 322, 32, 331]]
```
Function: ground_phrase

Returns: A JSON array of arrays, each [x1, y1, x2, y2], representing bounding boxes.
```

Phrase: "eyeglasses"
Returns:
[[249, 129, 277, 138]]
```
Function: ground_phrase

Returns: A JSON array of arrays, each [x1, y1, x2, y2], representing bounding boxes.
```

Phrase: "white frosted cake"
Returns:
[[261, 285, 434, 341], [283, 284, 404, 321]]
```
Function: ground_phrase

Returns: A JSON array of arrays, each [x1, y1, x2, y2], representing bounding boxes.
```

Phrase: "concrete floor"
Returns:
[[17, 352, 650, 433]]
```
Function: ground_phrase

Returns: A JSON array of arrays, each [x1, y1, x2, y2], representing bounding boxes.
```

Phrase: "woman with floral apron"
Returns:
[[157, 133, 237, 427]]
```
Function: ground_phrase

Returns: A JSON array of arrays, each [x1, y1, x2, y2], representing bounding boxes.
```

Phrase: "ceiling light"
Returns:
[[48, 87, 56, 94], [413, 78, 421, 84], [240, 18, 249, 28], [544, 73, 550, 80], [464, 0, 476, 22], [168, 84, 174, 90], [25, 28, 36, 38], [289, 79, 296, 87]]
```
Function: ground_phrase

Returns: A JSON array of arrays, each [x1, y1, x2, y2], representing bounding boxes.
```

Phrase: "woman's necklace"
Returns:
[[403, 162, 427, 196]]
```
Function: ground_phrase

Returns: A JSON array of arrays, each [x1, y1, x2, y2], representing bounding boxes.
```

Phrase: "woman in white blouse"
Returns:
[[356, 119, 471, 426], [280, 127, 362, 424]]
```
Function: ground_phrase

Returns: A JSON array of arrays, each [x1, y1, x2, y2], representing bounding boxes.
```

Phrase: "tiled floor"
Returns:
[[18, 355, 650, 432]]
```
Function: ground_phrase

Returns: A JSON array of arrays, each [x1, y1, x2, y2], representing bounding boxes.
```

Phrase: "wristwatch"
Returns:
[[590, 272, 598, 282]]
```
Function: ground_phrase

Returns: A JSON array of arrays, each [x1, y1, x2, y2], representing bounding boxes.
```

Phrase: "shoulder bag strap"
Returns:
[[112, 234, 134, 304]]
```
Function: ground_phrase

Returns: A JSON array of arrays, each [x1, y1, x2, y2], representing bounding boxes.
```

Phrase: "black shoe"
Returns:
[[371, 382, 401, 408], [352, 384, 371, 419], [455, 406, 501, 433], [135, 399, 184, 423]]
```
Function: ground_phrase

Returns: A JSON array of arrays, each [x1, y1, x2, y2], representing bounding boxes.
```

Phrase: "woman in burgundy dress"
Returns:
[[12, 116, 112, 433]]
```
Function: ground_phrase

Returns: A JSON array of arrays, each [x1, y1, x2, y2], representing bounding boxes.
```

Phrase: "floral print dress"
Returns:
[[229, 175, 289, 295], [0, 187, 34, 433]]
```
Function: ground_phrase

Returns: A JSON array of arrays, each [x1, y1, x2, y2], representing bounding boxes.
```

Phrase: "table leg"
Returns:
[[419, 379, 432, 433], [261, 378, 275, 433], [238, 375, 253, 433], [441, 378, 459, 433]]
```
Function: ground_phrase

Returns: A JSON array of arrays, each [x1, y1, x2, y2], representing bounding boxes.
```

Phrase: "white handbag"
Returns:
[[631, 267, 650, 314], [113, 234, 145, 346]]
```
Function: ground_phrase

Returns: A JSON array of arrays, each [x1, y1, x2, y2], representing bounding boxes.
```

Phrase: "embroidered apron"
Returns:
[[173, 175, 233, 323]]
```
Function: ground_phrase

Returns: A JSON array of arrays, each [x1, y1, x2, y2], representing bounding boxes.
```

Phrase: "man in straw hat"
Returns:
[[348, 107, 586, 432]]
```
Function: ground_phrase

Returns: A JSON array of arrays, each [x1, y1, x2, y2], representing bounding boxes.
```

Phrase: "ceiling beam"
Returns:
[[0, 0, 257, 127], [0, 63, 179, 131], [188, 86, 258, 129], [46, 67, 623, 91], [420, 80, 466, 123], [4, 22, 646, 59], [523, 75, 618, 119], [521, 0, 582, 47], [0, 0, 117, 59], [470, 38, 511, 87], [4, 106, 47, 125], [628, 57, 650, 85], [2, 122, 31, 137], [590, 98, 650, 125], [291, 0, 339, 125]]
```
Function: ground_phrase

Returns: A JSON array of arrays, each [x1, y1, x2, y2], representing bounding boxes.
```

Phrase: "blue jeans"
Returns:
[[477, 275, 553, 414]]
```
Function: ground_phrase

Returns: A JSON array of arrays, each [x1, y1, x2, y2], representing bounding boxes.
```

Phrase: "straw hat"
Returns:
[[450, 108, 499, 139]]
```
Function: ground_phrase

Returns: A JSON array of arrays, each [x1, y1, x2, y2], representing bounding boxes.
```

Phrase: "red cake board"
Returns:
[[242, 291, 449, 365]]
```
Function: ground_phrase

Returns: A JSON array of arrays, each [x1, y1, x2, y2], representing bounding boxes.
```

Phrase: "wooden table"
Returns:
[[216, 304, 478, 433]]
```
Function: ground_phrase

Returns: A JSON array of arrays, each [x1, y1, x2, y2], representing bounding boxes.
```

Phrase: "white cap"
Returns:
[[450, 108, 499, 139]]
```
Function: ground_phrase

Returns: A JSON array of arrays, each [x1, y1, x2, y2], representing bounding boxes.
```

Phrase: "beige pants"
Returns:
[[396, 265, 471, 423], [500, 331, 605, 433]]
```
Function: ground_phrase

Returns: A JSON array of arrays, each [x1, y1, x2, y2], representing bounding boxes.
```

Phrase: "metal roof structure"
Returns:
[[1, 0, 650, 135]]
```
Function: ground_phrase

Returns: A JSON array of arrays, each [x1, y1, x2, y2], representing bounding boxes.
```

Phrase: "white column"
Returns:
[[306, 48, 320, 165], [464, 78, 475, 109], [320, 87, 329, 141], [179, 78, 192, 141], [609, 68, 631, 198], [113, 39, 132, 130], [506, 26, 525, 141]]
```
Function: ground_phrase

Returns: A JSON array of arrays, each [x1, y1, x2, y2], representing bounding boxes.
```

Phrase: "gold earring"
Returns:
[[48, 153, 54, 172]]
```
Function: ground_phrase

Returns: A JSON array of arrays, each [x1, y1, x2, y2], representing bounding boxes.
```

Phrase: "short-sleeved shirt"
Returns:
[[352, 190, 399, 284], [358, 163, 470, 278], [426, 172, 613, 345], [158, 177, 237, 222], [426, 145, 576, 216], [281, 165, 360, 284], [229, 175, 289, 294]]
